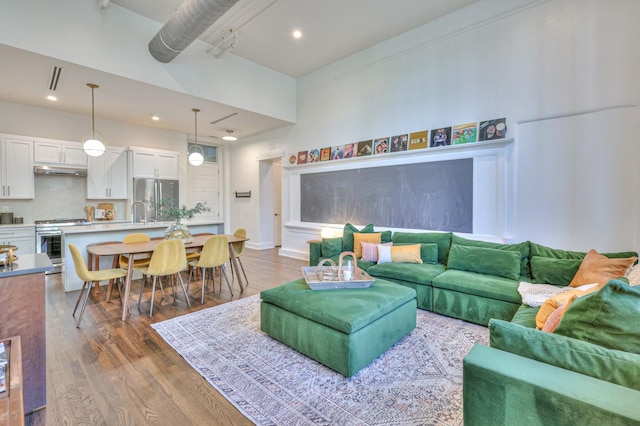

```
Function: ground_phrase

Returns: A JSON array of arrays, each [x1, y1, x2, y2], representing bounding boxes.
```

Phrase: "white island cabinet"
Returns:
[[60, 220, 224, 292]]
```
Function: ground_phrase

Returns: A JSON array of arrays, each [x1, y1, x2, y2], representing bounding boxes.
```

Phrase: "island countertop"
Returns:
[[60, 219, 223, 235], [0, 253, 53, 278]]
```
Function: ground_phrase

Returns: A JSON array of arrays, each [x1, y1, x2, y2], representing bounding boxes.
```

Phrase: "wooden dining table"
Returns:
[[86, 234, 249, 321]]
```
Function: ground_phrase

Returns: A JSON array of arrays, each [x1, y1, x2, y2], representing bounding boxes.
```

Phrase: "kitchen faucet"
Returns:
[[130, 201, 148, 224]]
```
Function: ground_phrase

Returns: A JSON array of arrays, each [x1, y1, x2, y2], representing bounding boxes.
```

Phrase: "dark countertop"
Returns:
[[0, 253, 53, 278]]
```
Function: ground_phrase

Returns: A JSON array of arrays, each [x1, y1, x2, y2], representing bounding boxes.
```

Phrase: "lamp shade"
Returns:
[[83, 138, 106, 157], [188, 150, 204, 166], [222, 130, 237, 141]]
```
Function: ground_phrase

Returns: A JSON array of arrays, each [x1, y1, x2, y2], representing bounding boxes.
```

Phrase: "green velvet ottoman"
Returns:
[[260, 278, 417, 377]]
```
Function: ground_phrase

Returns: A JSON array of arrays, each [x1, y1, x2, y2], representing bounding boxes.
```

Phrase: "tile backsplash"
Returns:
[[0, 175, 126, 222]]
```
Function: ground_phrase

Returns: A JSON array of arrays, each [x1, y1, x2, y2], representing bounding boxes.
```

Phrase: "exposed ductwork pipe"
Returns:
[[148, 0, 240, 63]]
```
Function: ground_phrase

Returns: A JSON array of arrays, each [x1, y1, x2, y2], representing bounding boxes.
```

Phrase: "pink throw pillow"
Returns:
[[361, 242, 392, 263]]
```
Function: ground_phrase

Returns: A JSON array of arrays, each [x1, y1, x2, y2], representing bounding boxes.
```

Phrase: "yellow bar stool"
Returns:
[[188, 235, 232, 304], [138, 239, 191, 318], [69, 243, 127, 328]]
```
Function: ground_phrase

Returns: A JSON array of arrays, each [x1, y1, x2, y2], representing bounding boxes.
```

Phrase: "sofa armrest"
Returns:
[[489, 319, 640, 391], [463, 344, 640, 426], [309, 241, 323, 266]]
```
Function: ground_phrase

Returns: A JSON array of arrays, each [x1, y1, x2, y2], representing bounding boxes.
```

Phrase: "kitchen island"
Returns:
[[61, 220, 224, 292], [0, 253, 53, 416]]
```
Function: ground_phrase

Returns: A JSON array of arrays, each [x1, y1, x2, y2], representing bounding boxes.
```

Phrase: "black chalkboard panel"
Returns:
[[300, 158, 473, 232]]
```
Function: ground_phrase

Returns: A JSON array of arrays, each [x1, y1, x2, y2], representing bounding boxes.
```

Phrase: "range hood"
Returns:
[[34, 165, 87, 177]]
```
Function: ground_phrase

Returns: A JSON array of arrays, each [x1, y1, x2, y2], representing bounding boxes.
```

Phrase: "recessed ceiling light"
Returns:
[[292, 29, 302, 39], [46, 95, 58, 101], [151, 114, 159, 121]]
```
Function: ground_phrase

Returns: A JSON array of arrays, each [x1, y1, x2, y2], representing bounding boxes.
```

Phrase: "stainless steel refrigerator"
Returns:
[[132, 178, 179, 222]]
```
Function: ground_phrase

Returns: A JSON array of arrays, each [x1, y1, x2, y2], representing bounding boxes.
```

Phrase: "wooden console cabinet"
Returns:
[[0, 255, 49, 416]]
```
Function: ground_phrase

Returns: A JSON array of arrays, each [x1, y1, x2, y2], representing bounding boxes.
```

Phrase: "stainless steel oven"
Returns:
[[35, 218, 90, 273]]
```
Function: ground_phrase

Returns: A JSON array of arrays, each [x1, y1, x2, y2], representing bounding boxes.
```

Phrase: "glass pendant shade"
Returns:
[[188, 147, 204, 166], [83, 133, 106, 157]]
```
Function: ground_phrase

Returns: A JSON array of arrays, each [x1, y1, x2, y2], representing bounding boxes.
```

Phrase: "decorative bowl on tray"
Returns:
[[302, 252, 375, 290]]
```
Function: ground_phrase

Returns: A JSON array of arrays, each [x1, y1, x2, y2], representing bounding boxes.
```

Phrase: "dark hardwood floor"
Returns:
[[30, 248, 306, 426]]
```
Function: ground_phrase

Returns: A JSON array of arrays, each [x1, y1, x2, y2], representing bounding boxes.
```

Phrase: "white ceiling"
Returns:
[[0, 0, 477, 139]]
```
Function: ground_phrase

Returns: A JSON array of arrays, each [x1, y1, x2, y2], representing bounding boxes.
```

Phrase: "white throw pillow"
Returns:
[[377, 245, 392, 264], [625, 263, 640, 286], [518, 282, 569, 307]]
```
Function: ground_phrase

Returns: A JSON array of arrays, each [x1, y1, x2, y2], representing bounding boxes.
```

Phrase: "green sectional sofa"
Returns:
[[309, 224, 640, 423], [310, 226, 534, 326]]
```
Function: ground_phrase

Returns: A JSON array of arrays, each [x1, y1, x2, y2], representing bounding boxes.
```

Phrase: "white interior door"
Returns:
[[273, 161, 282, 246]]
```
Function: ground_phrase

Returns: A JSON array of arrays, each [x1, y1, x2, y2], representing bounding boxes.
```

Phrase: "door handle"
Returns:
[[274, 213, 280, 216]]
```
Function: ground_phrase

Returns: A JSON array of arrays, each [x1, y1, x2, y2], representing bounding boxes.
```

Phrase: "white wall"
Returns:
[[228, 0, 640, 258]]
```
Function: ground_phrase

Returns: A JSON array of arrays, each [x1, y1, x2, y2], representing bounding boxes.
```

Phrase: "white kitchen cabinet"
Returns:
[[0, 226, 35, 254], [87, 147, 128, 199], [129, 147, 179, 179], [34, 140, 87, 167], [0, 137, 34, 199]]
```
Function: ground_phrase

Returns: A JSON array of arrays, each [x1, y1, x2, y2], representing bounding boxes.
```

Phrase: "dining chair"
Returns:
[[137, 239, 191, 317], [86, 240, 120, 296], [188, 235, 232, 304], [112, 233, 153, 301], [230, 228, 249, 287], [69, 243, 127, 328], [185, 232, 215, 278], [118, 233, 152, 270]]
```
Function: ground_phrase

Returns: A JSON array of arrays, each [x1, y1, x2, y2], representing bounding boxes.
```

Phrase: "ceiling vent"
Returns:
[[48, 66, 63, 91], [209, 112, 238, 125]]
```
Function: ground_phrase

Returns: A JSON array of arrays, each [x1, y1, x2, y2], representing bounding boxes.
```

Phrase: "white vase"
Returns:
[[165, 220, 192, 243]]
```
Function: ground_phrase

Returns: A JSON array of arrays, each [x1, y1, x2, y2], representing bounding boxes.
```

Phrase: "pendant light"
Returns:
[[188, 108, 204, 166], [83, 83, 106, 157], [222, 130, 237, 141]]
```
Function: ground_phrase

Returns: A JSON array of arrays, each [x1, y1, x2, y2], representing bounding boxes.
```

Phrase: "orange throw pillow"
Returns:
[[541, 295, 577, 333], [535, 285, 601, 330], [353, 232, 382, 258], [569, 249, 637, 287]]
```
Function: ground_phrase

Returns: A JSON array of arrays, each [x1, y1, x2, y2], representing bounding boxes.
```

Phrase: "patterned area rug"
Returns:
[[151, 295, 488, 425]]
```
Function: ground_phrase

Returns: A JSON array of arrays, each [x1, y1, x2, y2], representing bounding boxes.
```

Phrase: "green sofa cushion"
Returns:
[[530, 256, 582, 286], [260, 278, 416, 334], [510, 304, 539, 328], [489, 319, 640, 391], [447, 244, 521, 280], [342, 223, 375, 252], [554, 279, 640, 354], [392, 232, 452, 264], [367, 262, 445, 286], [321, 237, 343, 258], [452, 235, 530, 278], [432, 269, 521, 304]]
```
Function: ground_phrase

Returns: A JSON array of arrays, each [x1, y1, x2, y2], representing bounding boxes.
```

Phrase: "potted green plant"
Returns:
[[149, 198, 211, 242]]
